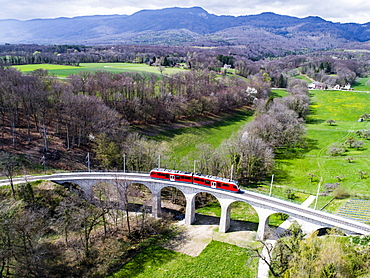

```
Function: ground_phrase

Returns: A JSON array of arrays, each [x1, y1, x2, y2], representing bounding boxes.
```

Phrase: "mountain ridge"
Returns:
[[1, 6, 370, 50]]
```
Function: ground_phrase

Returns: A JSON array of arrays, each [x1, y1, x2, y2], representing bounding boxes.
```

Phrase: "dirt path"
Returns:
[[164, 214, 256, 257]]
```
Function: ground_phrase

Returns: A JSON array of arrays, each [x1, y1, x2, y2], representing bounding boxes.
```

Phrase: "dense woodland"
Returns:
[[1, 44, 370, 277]]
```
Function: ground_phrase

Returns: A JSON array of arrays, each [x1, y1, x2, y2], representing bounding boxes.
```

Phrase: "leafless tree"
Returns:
[[235, 133, 274, 182], [0, 152, 20, 197], [113, 177, 132, 234]]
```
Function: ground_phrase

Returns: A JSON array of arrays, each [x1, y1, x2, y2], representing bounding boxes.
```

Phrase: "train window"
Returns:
[[216, 183, 221, 188], [223, 183, 229, 187], [165, 174, 169, 178], [176, 176, 180, 179], [233, 185, 237, 189], [194, 178, 204, 182], [205, 180, 210, 184]]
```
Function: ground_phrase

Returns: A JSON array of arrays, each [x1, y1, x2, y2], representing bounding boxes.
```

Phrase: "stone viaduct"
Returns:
[[2, 172, 370, 238]]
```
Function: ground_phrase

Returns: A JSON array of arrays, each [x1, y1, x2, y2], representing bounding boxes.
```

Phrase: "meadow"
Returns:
[[152, 108, 253, 165], [277, 89, 370, 196], [353, 76, 370, 91], [12, 63, 186, 77], [109, 241, 258, 278]]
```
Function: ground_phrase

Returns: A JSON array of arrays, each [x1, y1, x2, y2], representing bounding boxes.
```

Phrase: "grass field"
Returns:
[[13, 63, 187, 77], [109, 241, 258, 278], [271, 88, 289, 98], [295, 74, 313, 83], [276, 89, 370, 196], [353, 76, 370, 91], [153, 108, 253, 167]]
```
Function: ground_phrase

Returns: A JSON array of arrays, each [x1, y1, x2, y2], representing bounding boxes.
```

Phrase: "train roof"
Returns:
[[151, 168, 238, 185], [193, 173, 239, 185], [150, 168, 192, 175]]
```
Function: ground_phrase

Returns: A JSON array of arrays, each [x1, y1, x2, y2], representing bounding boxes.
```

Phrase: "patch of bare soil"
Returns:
[[164, 214, 257, 257]]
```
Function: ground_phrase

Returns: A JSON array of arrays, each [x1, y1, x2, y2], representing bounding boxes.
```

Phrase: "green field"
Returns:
[[109, 241, 258, 278], [13, 63, 187, 77], [295, 74, 313, 83], [153, 108, 253, 167], [353, 76, 370, 91], [276, 89, 370, 197], [271, 88, 289, 98]]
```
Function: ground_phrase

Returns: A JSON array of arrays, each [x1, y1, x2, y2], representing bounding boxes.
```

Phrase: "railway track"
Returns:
[[240, 190, 370, 234]]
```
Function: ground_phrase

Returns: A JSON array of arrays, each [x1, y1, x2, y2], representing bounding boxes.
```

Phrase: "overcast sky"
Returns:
[[1, 0, 369, 24]]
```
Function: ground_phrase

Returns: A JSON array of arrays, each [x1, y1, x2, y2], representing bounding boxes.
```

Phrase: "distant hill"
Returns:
[[1, 6, 370, 51]]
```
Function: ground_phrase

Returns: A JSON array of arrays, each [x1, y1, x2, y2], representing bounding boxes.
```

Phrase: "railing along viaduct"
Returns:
[[2, 172, 370, 238]]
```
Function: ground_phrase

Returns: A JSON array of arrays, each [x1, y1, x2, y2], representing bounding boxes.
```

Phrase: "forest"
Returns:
[[1, 44, 370, 277]]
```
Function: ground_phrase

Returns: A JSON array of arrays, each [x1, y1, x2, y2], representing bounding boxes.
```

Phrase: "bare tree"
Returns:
[[236, 133, 274, 182], [0, 152, 20, 197], [247, 101, 305, 149], [113, 177, 132, 234], [327, 119, 336, 126]]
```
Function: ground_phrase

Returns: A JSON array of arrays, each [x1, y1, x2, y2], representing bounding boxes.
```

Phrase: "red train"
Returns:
[[149, 168, 240, 193]]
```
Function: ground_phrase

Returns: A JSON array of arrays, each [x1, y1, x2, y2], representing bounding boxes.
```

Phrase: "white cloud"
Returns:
[[0, 0, 368, 24]]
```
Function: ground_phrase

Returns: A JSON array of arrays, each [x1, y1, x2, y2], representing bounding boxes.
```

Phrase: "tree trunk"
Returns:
[[43, 122, 48, 152], [26, 112, 31, 143], [66, 123, 70, 150], [10, 111, 15, 148], [1, 111, 5, 150]]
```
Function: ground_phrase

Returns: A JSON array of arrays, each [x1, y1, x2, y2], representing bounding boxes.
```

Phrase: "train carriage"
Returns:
[[192, 173, 239, 192], [150, 168, 240, 193], [150, 168, 193, 184]]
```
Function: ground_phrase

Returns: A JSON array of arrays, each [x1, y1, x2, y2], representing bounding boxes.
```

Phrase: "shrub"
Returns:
[[326, 119, 336, 125], [332, 186, 350, 199], [327, 143, 345, 156], [286, 189, 297, 200]]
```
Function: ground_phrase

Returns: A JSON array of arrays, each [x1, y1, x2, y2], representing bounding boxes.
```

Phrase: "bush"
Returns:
[[332, 186, 350, 199], [286, 189, 297, 200], [326, 119, 336, 125], [327, 143, 345, 156]]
